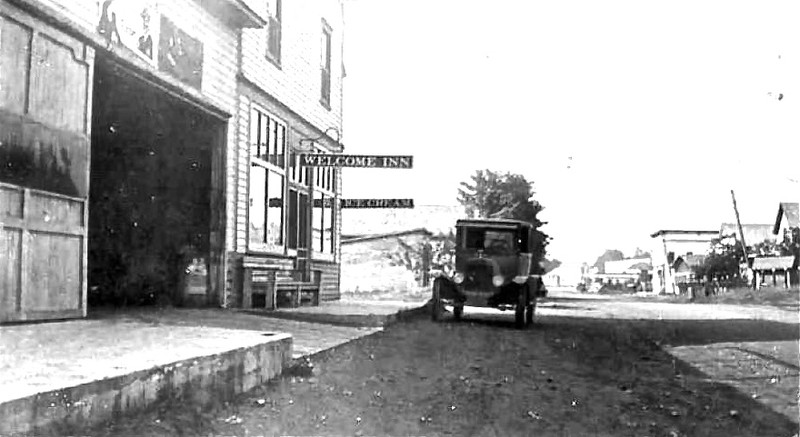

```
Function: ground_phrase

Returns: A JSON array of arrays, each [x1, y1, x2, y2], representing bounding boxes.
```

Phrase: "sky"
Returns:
[[339, 0, 800, 265]]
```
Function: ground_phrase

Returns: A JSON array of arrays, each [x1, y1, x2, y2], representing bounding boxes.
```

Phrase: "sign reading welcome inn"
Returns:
[[299, 154, 413, 169]]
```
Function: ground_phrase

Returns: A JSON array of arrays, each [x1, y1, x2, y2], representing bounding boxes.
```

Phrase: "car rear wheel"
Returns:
[[453, 304, 463, 321], [525, 299, 536, 326], [431, 278, 444, 322], [515, 286, 528, 329]]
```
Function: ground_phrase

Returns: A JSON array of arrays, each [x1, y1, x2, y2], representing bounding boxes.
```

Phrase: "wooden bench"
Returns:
[[275, 273, 321, 308], [241, 256, 321, 309]]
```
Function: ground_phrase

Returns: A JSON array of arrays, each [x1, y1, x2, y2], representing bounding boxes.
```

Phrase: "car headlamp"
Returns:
[[453, 272, 464, 284], [492, 275, 504, 287]]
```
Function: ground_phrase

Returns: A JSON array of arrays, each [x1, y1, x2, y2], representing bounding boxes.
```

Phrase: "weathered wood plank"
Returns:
[[0, 228, 23, 321]]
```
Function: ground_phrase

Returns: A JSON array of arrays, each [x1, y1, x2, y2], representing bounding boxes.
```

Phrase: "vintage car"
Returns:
[[431, 218, 546, 328]]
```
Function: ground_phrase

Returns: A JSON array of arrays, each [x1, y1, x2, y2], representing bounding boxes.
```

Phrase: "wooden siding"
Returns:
[[35, 0, 96, 31], [0, 2, 94, 322], [312, 260, 340, 301], [30, 0, 244, 308], [233, 93, 252, 253], [34, 0, 239, 113], [240, 0, 344, 135]]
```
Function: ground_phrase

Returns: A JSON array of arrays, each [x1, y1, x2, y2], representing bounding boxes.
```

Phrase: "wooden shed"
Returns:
[[751, 256, 798, 289]]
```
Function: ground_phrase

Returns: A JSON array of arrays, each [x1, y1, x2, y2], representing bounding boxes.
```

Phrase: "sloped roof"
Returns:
[[719, 223, 776, 244], [628, 262, 652, 270], [774, 202, 800, 234], [751, 256, 796, 270], [341, 204, 464, 237], [650, 229, 718, 238], [604, 257, 651, 274], [673, 254, 706, 270], [341, 228, 433, 245]]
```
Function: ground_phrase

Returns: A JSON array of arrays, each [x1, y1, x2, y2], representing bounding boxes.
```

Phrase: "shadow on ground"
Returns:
[[434, 310, 799, 435]]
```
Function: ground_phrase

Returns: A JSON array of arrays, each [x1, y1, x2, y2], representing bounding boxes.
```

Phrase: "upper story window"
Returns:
[[266, 0, 282, 65], [320, 20, 332, 109]]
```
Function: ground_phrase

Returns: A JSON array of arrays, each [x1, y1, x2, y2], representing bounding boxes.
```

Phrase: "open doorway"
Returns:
[[88, 57, 219, 307]]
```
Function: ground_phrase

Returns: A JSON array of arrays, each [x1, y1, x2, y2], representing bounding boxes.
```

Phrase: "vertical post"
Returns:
[[242, 267, 253, 309], [422, 242, 432, 287], [730, 190, 749, 275]]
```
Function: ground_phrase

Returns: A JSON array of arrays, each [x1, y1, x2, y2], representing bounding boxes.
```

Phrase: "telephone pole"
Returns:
[[730, 190, 749, 262]]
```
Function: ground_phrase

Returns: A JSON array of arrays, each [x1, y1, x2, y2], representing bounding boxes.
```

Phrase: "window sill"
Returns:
[[265, 54, 282, 70], [319, 99, 331, 111], [312, 252, 335, 262], [246, 245, 290, 258]]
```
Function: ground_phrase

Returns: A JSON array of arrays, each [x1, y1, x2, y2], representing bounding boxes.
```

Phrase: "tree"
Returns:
[[457, 170, 550, 272], [541, 258, 562, 274], [633, 247, 651, 258], [693, 238, 744, 282], [592, 249, 625, 274]]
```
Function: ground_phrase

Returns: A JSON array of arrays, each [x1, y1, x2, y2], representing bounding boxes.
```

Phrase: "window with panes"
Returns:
[[311, 150, 336, 256], [249, 107, 286, 251], [266, 0, 282, 64], [320, 20, 332, 108], [287, 147, 311, 251]]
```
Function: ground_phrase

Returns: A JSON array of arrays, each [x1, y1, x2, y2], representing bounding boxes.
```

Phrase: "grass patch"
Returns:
[[682, 286, 799, 309]]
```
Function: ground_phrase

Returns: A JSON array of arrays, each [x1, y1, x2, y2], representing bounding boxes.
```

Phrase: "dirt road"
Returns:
[[70, 290, 799, 437]]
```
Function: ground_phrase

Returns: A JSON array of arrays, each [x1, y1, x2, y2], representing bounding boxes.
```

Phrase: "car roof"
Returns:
[[456, 218, 533, 228]]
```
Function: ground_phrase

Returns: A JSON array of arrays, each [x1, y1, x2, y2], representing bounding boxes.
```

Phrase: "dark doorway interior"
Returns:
[[89, 58, 217, 307]]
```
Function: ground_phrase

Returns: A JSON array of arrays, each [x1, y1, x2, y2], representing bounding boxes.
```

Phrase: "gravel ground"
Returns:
[[65, 293, 799, 437]]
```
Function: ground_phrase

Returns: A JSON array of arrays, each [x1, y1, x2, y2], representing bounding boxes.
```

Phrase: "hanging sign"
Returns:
[[312, 198, 415, 208], [299, 154, 413, 169], [340, 199, 415, 209], [158, 16, 204, 89], [97, 0, 158, 64]]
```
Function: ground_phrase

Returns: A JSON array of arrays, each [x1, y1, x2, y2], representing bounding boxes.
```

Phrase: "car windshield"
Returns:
[[463, 228, 516, 255]]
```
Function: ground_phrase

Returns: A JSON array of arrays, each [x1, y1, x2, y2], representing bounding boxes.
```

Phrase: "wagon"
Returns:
[[431, 218, 546, 328]]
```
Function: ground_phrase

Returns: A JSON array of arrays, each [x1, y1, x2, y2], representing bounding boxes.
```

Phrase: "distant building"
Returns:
[[773, 202, 799, 245], [340, 228, 435, 296], [672, 254, 706, 284], [543, 263, 584, 288], [650, 230, 718, 294], [751, 256, 797, 289], [719, 223, 775, 247], [604, 257, 652, 275], [342, 204, 464, 238]]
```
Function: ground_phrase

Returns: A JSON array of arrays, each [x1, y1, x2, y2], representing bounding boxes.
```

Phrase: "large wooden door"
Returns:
[[0, 3, 94, 322]]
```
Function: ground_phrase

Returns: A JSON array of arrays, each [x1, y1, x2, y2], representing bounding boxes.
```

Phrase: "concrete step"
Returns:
[[0, 318, 292, 436]]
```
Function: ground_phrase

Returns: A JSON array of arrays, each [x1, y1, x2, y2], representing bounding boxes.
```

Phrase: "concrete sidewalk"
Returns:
[[0, 300, 426, 436], [250, 297, 430, 327]]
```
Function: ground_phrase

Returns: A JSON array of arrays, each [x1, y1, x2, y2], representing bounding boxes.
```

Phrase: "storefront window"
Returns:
[[287, 189, 309, 250], [249, 168, 266, 246], [249, 106, 286, 252], [266, 170, 283, 246], [312, 159, 335, 256]]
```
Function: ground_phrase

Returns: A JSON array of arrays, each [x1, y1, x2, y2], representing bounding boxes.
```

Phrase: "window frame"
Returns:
[[287, 146, 312, 255], [265, 0, 282, 66], [248, 104, 287, 254], [310, 145, 336, 261], [320, 19, 332, 109]]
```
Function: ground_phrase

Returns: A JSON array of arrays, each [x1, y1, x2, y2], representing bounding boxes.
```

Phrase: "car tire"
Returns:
[[525, 299, 536, 326], [431, 278, 444, 322], [515, 286, 527, 329]]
